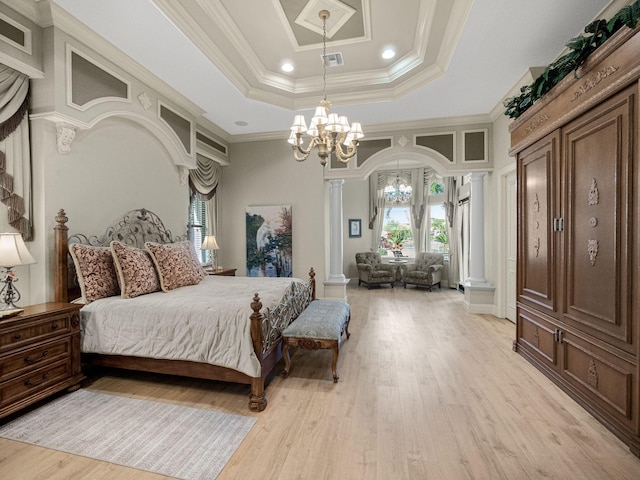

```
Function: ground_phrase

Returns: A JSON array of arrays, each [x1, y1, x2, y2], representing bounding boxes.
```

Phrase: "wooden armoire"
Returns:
[[509, 24, 640, 456]]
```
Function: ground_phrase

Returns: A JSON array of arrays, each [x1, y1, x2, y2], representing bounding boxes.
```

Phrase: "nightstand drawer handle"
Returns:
[[13, 334, 21, 341], [25, 372, 49, 387], [24, 351, 48, 364], [51, 323, 59, 330]]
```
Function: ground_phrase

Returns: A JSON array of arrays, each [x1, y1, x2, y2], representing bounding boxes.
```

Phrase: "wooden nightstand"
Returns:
[[0, 303, 85, 419], [207, 268, 237, 276]]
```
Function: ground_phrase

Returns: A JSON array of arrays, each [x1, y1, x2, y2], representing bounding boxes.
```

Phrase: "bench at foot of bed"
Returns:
[[281, 299, 351, 383]]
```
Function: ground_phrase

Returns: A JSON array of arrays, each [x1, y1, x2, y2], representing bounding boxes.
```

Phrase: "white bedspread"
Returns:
[[80, 276, 304, 378]]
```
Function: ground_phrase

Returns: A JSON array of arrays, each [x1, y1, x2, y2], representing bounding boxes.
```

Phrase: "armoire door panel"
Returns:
[[516, 305, 558, 368], [562, 331, 637, 431], [562, 87, 634, 349], [517, 132, 560, 313]]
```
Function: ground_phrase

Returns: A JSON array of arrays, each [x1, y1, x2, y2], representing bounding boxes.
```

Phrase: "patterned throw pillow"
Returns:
[[69, 244, 120, 303], [110, 241, 161, 298], [145, 241, 205, 292]]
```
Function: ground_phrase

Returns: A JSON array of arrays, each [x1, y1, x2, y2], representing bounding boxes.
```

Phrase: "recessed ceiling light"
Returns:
[[281, 63, 294, 72], [235, 121, 248, 127], [382, 48, 396, 60]]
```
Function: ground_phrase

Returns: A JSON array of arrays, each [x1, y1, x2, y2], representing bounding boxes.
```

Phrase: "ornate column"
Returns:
[[324, 179, 349, 299], [464, 172, 495, 313]]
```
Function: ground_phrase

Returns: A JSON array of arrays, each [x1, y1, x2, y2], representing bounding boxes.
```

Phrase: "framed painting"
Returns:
[[246, 205, 292, 277], [349, 219, 361, 238]]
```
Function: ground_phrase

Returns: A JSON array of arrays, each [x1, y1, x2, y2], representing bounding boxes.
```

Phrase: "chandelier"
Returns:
[[385, 161, 412, 205], [385, 176, 412, 205], [289, 10, 364, 166]]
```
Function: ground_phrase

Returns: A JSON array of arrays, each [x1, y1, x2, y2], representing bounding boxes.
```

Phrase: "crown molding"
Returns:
[[50, 2, 205, 119], [152, 0, 255, 103], [1, 0, 52, 27], [226, 113, 492, 144]]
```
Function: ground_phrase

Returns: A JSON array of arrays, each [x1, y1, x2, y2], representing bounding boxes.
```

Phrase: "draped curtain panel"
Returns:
[[189, 154, 221, 236], [410, 168, 433, 252], [0, 65, 32, 240], [444, 176, 460, 288]]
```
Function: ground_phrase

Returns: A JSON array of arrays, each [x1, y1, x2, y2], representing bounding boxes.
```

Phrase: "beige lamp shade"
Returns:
[[201, 235, 220, 251], [0, 233, 36, 267]]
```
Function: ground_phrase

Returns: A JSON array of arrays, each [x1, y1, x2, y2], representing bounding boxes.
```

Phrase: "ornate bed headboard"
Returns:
[[54, 208, 186, 302]]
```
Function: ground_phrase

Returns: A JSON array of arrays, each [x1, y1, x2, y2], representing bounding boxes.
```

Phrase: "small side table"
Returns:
[[207, 268, 237, 277], [387, 259, 408, 285]]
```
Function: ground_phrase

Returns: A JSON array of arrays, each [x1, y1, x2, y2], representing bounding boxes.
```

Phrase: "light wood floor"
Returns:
[[1, 285, 639, 479]]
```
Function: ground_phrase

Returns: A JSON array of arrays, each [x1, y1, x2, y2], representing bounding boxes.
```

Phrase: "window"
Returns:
[[427, 179, 449, 253], [379, 206, 414, 258], [429, 204, 448, 253], [379, 179, 414, 258], [189, 193, 209, 264]]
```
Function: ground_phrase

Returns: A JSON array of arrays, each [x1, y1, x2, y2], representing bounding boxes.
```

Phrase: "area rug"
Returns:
[[0, 389, 256, 480]]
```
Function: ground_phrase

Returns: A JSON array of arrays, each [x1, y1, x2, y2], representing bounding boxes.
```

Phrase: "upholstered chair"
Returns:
[[401, 252, 444, 291], [355, 252, 395, 289]]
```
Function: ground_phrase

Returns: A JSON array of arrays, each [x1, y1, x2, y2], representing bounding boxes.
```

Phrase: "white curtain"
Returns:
[[0, 65, 32, 240], [369, 172, 386, 251], [410, 168, 432, 252], [444, 176, 460, 288]]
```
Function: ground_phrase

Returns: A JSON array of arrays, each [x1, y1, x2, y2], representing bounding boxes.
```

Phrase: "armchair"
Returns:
[[401, 252, 444, 291], [355, 252, 395, 289]]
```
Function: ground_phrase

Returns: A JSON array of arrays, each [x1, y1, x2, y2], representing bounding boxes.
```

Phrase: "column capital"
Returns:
[[329, 178, 345, 187], [469, 171, 488, 180]]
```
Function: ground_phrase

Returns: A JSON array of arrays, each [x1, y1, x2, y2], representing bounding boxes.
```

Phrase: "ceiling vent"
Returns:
[[323, 52, 344, 67]]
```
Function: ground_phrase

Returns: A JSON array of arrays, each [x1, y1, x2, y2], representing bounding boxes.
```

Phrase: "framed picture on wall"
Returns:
[[246, 205, 292, 277], [349, 219, 361, 238]]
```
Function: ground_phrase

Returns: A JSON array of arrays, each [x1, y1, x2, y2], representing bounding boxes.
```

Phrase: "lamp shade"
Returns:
[[200, 235, 220, 251], [0, 233, 36, 267]]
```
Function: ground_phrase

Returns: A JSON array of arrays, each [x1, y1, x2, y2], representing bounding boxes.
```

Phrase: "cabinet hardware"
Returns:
[[24, 351, 48, 364], [13, 334, 21, 341], [553, 329, 565, 343], [553, 218, 564, 232], [24, 372, 49, 387]]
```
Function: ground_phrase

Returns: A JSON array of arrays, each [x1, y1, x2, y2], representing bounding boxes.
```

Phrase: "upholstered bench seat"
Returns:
[[281, 299, 351, 383]]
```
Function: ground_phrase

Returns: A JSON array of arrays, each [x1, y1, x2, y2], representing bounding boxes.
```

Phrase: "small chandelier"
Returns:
[[289, 10, 364, 167], [385, 161, 412, 205], [385, 176, 412, 205]]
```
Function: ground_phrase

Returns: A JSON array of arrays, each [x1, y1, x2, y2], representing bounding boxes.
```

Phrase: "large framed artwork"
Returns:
[[246, 205, 292, 277]]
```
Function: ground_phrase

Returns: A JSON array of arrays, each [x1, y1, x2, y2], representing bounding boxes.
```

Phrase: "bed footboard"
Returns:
[[248, 269, 316, 411]]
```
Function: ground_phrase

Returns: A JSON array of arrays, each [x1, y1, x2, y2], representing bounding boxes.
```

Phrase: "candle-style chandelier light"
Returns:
[[289, 10, 364, 166]]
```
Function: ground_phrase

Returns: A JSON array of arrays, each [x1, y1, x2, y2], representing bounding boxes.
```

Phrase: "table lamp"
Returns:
[[200, 235, 220, 271], [0, 232, 36, 311]]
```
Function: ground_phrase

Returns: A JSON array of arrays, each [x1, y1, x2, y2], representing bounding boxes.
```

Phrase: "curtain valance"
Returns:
[[0, 65, 32, 240], [188, 154, 221, 201]]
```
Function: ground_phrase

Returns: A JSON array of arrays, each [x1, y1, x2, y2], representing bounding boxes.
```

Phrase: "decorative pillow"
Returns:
[[145, 241, 206, 292], [69, 243, 120, 303], [110, 241, 161, 298]]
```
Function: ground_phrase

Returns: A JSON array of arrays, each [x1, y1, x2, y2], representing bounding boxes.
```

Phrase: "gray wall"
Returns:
[[220, 139, 327, 296]]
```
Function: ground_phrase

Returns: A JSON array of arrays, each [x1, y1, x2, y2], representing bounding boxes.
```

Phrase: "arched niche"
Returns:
[[54, 110, 195, 169]]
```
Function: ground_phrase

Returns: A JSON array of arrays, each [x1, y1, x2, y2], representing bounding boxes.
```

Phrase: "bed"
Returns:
[[53, 208, 315, 411]]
